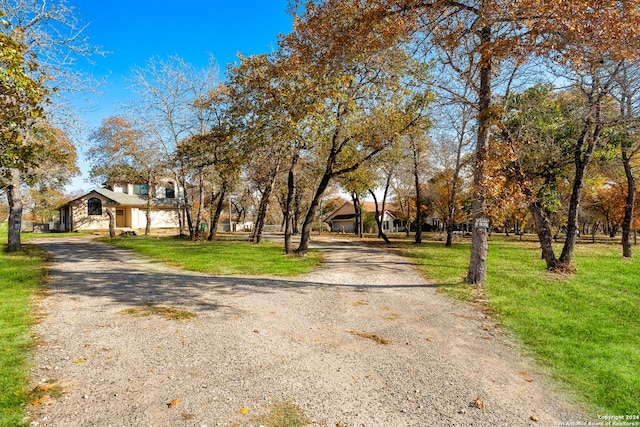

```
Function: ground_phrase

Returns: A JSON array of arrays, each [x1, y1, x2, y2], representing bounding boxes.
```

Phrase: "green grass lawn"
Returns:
[[403, 235, 640, 416], [99, 235, 323, 276], [0, 223, 49, 426]]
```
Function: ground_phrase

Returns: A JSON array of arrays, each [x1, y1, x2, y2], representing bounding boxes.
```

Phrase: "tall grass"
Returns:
[[405, 236, 640, 415]]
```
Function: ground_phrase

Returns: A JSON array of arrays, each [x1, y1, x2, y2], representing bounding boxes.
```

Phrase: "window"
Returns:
[[133, 184, 148, 195], [165, 183, 175, 199], [87, 197, 102, 216]]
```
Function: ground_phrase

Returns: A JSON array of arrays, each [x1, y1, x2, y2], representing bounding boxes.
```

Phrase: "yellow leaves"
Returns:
[[73, 358, 86, 364], [30, 381, 63, 406], [167, 399, 181, 408], [31, 394, 53, 406], [472, 397, 485, 410], [239, 406, 251, 414], [35, 383, 56, 392]]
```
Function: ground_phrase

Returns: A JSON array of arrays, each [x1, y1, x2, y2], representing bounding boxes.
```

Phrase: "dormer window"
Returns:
[[133, 184, 148, 195]]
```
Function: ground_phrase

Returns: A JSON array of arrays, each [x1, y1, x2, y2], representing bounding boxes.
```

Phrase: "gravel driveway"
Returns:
[[28, 236, 588, 427]]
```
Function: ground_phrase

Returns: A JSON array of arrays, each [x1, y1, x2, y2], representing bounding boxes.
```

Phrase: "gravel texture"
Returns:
[[27, 236, 590, 427]]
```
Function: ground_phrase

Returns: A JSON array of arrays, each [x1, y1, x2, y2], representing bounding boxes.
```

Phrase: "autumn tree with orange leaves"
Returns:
[[290, 0, 640, 280], [283, 2, 431, 254]]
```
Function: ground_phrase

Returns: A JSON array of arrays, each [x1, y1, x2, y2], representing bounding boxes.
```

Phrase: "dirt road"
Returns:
[[28, 236, 588, 426]]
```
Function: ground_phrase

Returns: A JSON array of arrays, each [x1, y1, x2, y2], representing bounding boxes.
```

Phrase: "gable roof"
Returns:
[[62, 188, 181, 209]]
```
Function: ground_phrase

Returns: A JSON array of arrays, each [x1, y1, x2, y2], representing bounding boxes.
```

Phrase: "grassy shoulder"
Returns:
[[99, 235, 323, 276], [403, 235, 640, 416], [0, 224, 49, 427]]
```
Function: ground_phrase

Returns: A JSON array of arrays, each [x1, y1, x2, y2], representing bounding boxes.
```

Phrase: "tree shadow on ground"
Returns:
[[33, 238, 436, 315]]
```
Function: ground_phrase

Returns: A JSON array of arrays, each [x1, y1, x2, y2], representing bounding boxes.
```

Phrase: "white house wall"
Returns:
[[331, 219, 355, 233], [133, 208, 181, 229], [68, 200, 180, 231]]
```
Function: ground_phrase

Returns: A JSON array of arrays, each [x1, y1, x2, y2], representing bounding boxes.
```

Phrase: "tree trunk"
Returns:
[[351, 193, 362, 237], [411, 135, 423, 244], [251, 161, 280, 244], [194, 169, 205, 240], [207, 190, 220, 241], [446, 116, 466, 247], [296, 173, 332, 254], [284, 151, 299, 254], [106, 207, 116, 238], [466, 26, 491, 285], [559, 73, 605, 268], [7, 168, 23, 252], [145, 175, 153, 236], [405, 201, 411, 237], [293, 190, 302, 235], [180, 174, 194, 239], [529, 202, 558, 269], [208, 180, 227, 241], [622, 144, 636, 258], [173, 171, 185, 236], [284, 169, 295, 254], [559, 128, 600, 267], [369, 190, 390, 244]]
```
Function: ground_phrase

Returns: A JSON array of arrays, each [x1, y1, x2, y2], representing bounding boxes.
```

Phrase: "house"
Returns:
[[58, 181, 184, 232], [324, 201, 403, 233]]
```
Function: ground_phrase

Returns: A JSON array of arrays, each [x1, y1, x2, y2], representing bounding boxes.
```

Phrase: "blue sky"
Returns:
[[66, 0, 293, 192]]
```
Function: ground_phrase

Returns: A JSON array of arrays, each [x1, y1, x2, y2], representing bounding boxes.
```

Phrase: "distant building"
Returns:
[[324, 201, 403, 233]]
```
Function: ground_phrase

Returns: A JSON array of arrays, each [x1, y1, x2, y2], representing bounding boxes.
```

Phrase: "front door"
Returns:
[[116, 209, 125, 227]]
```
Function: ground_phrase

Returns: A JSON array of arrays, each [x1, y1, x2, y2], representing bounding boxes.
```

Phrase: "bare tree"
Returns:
[[127, 55, 220, 238]]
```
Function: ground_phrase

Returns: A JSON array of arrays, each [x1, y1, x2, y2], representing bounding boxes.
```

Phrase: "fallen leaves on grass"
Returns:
[[346, 330, 391, 345], [30, 381, 64, 406]]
